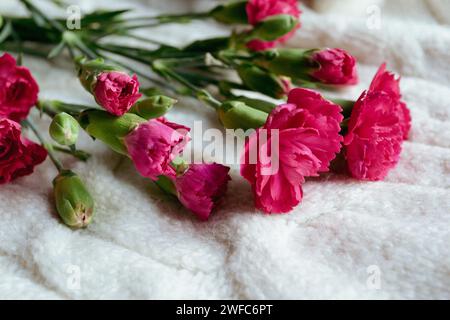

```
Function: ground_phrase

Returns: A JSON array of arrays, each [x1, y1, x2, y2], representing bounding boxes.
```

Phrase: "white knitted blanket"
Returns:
[[0, 0, 449, 299]]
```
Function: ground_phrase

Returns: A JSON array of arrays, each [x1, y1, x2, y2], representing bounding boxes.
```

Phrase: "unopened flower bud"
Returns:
[[129, 95, 176, 120], [249, 14, 298, 42], [237, 63, 291, 99], [210, 0, 248, 24], [53, 170, 94, 228], [218, 101, 268, 130], [49, 112, 79, 146]]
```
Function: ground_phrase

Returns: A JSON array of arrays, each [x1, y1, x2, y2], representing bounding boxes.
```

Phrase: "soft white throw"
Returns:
[[0, 0, 449, 299]]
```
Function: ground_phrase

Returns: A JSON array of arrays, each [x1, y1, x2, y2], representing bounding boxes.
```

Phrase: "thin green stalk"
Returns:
[[93, 50, 176, 92], [124, 12, 210, 24], [24, 119, 64, 172], [19, 0, 65, 33], [120, 33, 165, 46], [158, 67, 221, 109], [53, 145, 91, 161]]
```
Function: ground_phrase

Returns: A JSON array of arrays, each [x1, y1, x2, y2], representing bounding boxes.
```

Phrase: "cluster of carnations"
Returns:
[[0, 0, 411, 227]]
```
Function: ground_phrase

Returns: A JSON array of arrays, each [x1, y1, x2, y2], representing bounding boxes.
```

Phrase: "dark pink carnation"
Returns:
[[311, 48, 358, 85], [175, 163, 231, 220], [0, 118, 47, 184], [94, 71, 142, 116], [343, 64, 411, 180], [0, 53, 39, 121], [241, 88, 343, 213], [124, 118, 190, 180], [246, 0, 301, 51], [369, 63, 411, 139], [343, 91, 403, 181]]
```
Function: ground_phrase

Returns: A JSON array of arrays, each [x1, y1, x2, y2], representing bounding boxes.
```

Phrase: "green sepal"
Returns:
[[129, 95, 177, 120], [218, 101, 268, 130], [79, 109, 146, 155], [210, 1, 248, 24]]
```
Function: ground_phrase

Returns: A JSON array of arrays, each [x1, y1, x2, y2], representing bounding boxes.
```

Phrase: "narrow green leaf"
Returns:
[[0, 20, 12, 43], [47, 40, 66, 59]]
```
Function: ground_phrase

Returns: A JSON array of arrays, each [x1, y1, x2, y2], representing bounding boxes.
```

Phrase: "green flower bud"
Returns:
[[79, 110, 146, 155], [53, 170, 94, 229], [129, 95, 176, 120], [49, 112, 80, 146], [255, 48, 318, 80], [218, 101, 268, 130], [237, 63, 290, 99], [75, 57, 120, 92], [210, 1, 248, 24], [249, 14, 298, 42]]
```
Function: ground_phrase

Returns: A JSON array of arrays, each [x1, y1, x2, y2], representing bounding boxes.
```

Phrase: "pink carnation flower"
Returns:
[[241, 88, 343, 213], [246, 0, 301, 51], [94, 71, 142, 116], [0, 118, 47, 184], [0, 53, 39, 121], [124, 118, 190, 180], [343, 64, 410, 181], [369, 63, 411, 139], [311, 48, 358, 85], [175, 163, 231, 220]]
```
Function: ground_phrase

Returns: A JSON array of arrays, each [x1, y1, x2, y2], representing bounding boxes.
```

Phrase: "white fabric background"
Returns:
[[0, 0, 449, 299]]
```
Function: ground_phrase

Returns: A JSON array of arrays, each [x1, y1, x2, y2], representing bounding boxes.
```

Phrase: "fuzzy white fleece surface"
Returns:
[[0, 0, 449, 300]]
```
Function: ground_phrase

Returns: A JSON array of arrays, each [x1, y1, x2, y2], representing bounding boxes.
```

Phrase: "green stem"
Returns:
[[157, 66, 221, 109], [19, 0, 65, 33], [120, 33, 165, 46], [93, 50, 175, 91], [24, 119, 64, 172], [125, 12, 210, 24], [38, 100, 97, 118], [53, 145, 91, 161]]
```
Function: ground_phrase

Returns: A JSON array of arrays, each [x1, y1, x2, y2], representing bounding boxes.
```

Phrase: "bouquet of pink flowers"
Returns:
[[0, 0, 411, 227]]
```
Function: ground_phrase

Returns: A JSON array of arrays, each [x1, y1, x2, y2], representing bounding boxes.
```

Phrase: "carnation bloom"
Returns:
[[0, 53, 39, 121], [124, 118, 190, 180], [311, 48, 358, 85], [369, 63, 411, 139], [241, 88, 343, 213], [246, 0, 301, 51], [343, 64, 410, 181], [174, 163, 231, 220], [93, 71, 142, 116], [0, 118, 47, 184]]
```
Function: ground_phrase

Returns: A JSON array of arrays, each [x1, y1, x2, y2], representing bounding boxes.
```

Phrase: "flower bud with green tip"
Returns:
[[248, 14, 298, 42], [129, 95, 177, 120], [53, 170, 94, 229], [237, 63, 291, 99], [49, 112, 80, 146], [218, 101, 268, 130], [209, 0, 248, 24]]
